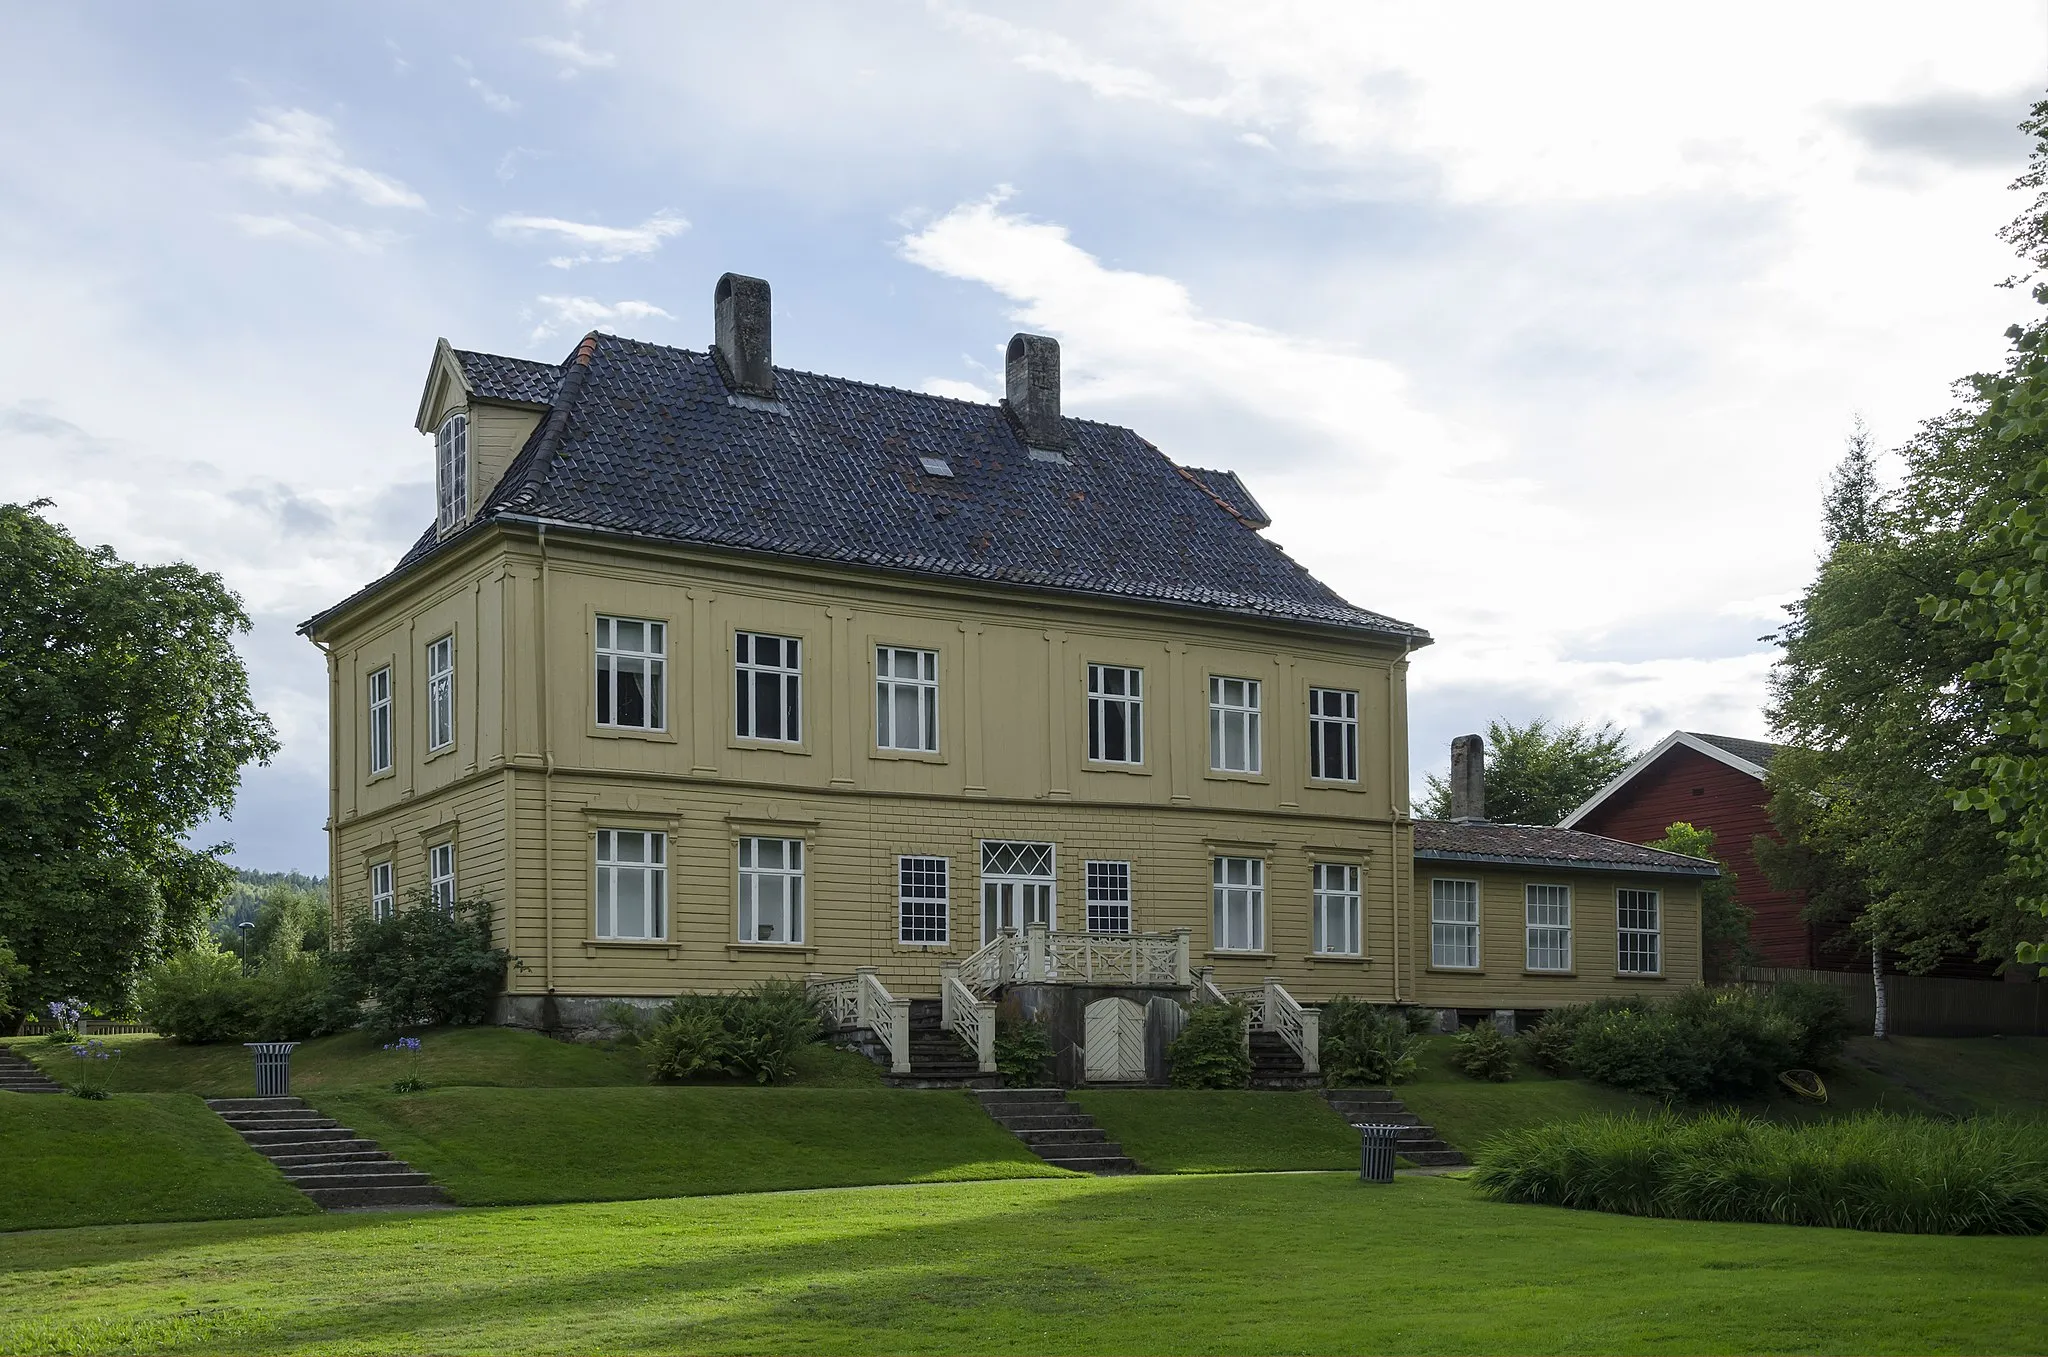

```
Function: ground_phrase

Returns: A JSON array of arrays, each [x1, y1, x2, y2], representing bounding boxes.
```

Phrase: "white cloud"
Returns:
[[526, 31, 618, 77], [229, 108, 425, 209], [528, 295, 674, 342], [229, 213, 399, 253], [922, 377, 996, 402], [491, 210, 688, 266], [454, 56, 519, 114]]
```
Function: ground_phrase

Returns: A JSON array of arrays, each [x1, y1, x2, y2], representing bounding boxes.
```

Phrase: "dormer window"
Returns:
[[435, 412, 469, 532]]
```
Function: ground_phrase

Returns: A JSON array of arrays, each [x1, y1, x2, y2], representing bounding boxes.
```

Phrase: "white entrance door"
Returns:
[[981, 840, 1055, 942], [1084, 998, 1148, 1082]]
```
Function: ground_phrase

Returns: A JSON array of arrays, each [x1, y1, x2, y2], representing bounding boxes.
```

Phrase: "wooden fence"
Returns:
[[1739, 966, 2048, 1037], [18, 1020, 156, 1038]]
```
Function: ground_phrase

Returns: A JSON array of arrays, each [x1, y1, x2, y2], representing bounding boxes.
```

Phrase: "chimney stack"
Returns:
[[1004, 333, 1066, 450], [713, 273, 775, 398], [1450, 734, 1485, 823]]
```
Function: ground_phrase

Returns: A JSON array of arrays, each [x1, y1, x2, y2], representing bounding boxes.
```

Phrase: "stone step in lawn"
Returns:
[[205, 1096, 453, 1211], [1322, 1088, 1471, 1168], [975, 1088, 1138, 1175], [0, 1049, 64, 1094]]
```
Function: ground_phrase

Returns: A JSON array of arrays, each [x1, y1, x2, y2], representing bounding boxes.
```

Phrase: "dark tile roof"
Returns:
[[453, 349, 562, 406], [1414, 820, 1720, 877], [1688, 732, 1783, 769], [1182, 467, 1270, 529]]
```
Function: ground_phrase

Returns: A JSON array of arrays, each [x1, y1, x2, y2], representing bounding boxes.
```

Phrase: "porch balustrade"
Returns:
[[958, 924, 1192, 996], [806, 967, 911, 1074]]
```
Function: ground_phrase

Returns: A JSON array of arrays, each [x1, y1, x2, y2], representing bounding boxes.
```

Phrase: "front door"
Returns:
[[1084, 998, 1148, 1082], [981, 840, 1055, 943]]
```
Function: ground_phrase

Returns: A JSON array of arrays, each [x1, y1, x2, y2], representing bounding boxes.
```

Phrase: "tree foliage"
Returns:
[[0, 502, 278, 1017], [1647, 822, 1754, 976], [1420, 716, 1633, 825]]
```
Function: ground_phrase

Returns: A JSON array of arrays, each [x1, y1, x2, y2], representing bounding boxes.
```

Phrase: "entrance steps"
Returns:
[[0, 1048, 64, 1094], [206, 1097, 453, 1210], [836, 999, 1001, 1088], [977, 1088, 1138, 1175], [1323, 1087, 1469, 1168], [1248, 1030, 1320, 1090]]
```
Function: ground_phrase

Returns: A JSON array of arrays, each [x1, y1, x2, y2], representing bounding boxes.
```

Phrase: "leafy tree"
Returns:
[[1646, 822, 1754, 977], [0, 502, 278, 1019], [1420, 716, 1633, 825]]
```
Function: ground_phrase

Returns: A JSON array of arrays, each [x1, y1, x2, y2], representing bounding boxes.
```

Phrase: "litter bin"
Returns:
[[245, 1042, 299, 1097], [1357, 1123, 1403, 1184]]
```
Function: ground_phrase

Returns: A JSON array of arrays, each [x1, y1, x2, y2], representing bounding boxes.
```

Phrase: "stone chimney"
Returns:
[[713, 273, 775, 398], [1449, 734, 1485, 823], [1004, 332, 1066, 450]]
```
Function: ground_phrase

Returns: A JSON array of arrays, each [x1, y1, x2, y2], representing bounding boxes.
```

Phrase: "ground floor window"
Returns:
[[369, 860, 394, 921], [1311, 862, 1360, 955], [596, 829, 667, 941], [1085, 860, 1132, 933], [1526, 884, 1572, 971], [1430, 878, 1479, 969], [428, 842, 455, 911], [1617, 888, 1660, 974], [898, 856, 949, 944], [1212, 856, 1265, 952], [981, 840, 1055, 940], [738, 837, 805, 944]]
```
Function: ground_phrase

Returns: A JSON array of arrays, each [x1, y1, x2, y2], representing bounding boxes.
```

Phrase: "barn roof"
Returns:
[[1557, 729, 1789, 830]]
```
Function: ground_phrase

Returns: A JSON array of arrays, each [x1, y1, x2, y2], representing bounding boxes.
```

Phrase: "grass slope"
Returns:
[[313, 1086, 1068, 1204], [0, 1093, 313, 1232], [3, 1175, 2043, 1355], [1849, 1036, 2048, 1116], [1073, 1089, 1360, 1171]]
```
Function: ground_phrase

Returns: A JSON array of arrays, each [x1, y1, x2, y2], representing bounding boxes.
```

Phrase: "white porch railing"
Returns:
[[807, 967, 911, 1075], [1220, 975, 1320, 1075], [939, 964, 998, 1073], [958, 924, 1191, 995]]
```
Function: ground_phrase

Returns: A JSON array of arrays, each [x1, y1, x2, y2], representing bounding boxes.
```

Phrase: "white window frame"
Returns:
[[1212, 856, 1266, 952], [1086, 664, 1143, 764], [1209, 676, 1262, 774], [1617, 888, 1661, 975], [737, 836, 805, 944], [428, 842, 456, 912], [735, 632, 802, 743], [876, 646, 939, 752], [1084, 860, 1133, 933], [594, 829, 667, 941], [1308, 687, 1359, 783], [898, 856, 949, 945], [369, 860, 395, 922], [435, 412, 468, 533], [426, 634, 454, 753], [596, 616, 667, 731], [1526, 883, 1573, 972], [366, 666, 393, 776], [979, 840, 1056, 943], [1312, 862, 1362, 956], [1430, 878, 1481, 970]]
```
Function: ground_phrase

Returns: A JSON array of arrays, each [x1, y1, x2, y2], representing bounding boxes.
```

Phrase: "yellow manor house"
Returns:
[[303, 273, 1714, 1085]]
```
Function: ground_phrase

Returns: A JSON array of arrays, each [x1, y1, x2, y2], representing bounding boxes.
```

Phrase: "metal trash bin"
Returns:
[[245, 1042, 299, 1097], [1357, 1123, 1403, 1183]]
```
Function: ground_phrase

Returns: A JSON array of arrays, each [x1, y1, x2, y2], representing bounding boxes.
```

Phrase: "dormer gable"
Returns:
[[414, 338, 559, 536]]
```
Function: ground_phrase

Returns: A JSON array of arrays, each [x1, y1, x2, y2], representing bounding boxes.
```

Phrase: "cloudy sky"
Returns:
[[3, 3, 2043, 872]]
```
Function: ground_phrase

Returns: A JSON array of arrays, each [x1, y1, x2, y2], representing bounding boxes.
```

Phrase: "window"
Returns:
[[737, 837, 804, 943], [1212, 856, 1265, 951], [426, 635, 454, 752], [1087, 665, 1143, 764], [1308, 687, 1358, 782], [1526, 884, 1572, 971], [735, 632, 801, 742], [366, 666, 392, 776], [981, 840, 1055, 940], [1312, 862, 1361, 955], [435, 412, 468, 532], [596, 617, 666, 730], [1085, 860, 1132, 933], [428, 842, 456, 912], [1617, 889, 1661, 974], [1430, 878, 1480, 969], [1209, 676, 1262, 773], [898, 856, 949, 944], [369, 861, 395, 922], [595, 830, 666, 940], [876, 647, 938, 752]]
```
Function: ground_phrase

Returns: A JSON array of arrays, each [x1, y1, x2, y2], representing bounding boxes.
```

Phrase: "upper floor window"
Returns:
[[1087, 665, 1143, 764], [596, 829, 666, 941], [428, 841, 456, 912], [369, 860, 395, 922], [1209, 676, 1262, 773], [738, 837, 804, 943], [1617, 889, 1661, 975], [1312, 862, 1361, 956], [1526, 884, 1572, 972], [876, 646, 938, 752], [735, 632, 801, 742], [1430, 878, 1480, 969], [435, 412, 468, 533], [366, 666, 392, 776], [1308, 687, 1358, 782], [426, 635, 454, 752], [1212, 856, 1265, 952], [1085, 860, 1132, 933], [597, 617, 666, 730], [898, 856, 949, 945]]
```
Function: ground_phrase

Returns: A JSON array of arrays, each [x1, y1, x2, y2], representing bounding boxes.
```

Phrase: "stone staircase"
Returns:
[[1323, 1087, 1469, 1168], [976, 1088, 1137, 1174], [0, 1047, 63, 1094], [1248, 1030, 1320, 1090], [206, 1097, 452, 1209], [846, 999, 1001, 1089]]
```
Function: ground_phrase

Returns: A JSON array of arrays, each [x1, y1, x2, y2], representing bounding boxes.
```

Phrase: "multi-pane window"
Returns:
[[1430, 878, 1480, 969], [1308, 687, 1359, 782], [898, 856, 949, 945], [1209, 676, 1262, 773], [1212, 856, 1265, 951], [876, 647, 938, 752], [596, 830, 667, 941], [737, 837, 804, 943], [1085, 860, 1133, 933], [426, 635, 454, 752], [428, 842, 456, 912], [735, 632, 801, 742], [981, 840, 1055, 940], [369, 861, 395, 922], [1526, 884, 1573, 971], [1312, 862, 1361, 955], [366, 666, 393, 776], [596, 617, 666, 730], [1087, 665, 1143, 764], [1617, 889, 1661, 975], [435, 412, 468, 532]]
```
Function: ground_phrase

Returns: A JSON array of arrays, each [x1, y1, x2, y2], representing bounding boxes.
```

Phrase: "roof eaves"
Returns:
[[1413, 846, 1721, 878]]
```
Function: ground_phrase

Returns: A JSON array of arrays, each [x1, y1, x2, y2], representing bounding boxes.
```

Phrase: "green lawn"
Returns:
[[1073, 1089, 1360, 1171], [0, 1093, 313, 1232], [2, 1174, 2042, 1355], [1848, 1035, 2048, 1116], [311, 1086, 1067, 1204]]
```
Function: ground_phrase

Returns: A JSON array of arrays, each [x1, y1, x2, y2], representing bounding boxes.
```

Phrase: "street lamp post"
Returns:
[[237, 919, 255, 970]]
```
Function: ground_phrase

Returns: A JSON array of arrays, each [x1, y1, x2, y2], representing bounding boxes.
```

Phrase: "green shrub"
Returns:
[[645, 982, 824, 1085], [994, 1016, 1054, 1085], [1520, 996, 1648, 1075], [1473, 1111, 2048, 1235], [246, 950, 353, 1041], [1766, 980, 1853, 1068], [1168, 1001, 1251, 1089], [1449, 1020, 1515, 1081], [137, 944, 256, 1043], [0, 939, 29, 1029], [328, 893, 511, 1034], [1530, 987, 1844, 1102], [1319, 998, 1418, 1086]]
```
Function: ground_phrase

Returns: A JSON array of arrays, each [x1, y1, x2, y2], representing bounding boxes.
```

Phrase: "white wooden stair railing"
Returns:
[[807, 968, 911, 1075], [1217, 976, 1320, 1075], [961, 926, 1192, 993], [939, 964, 998, 1074]]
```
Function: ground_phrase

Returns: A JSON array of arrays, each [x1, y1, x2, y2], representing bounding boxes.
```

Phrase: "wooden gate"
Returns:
[[1083, 997, 1147, 1082]]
